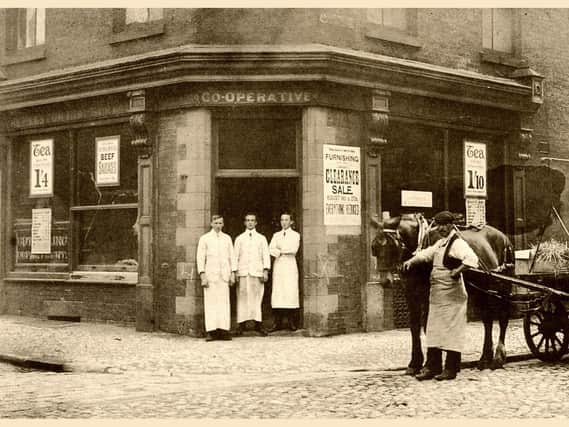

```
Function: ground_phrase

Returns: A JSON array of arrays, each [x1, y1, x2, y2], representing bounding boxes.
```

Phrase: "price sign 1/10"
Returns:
[[464, 141, 487, 198], [30, 139, 54, 197]]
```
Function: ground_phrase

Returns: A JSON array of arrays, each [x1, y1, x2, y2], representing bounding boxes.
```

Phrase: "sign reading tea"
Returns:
[[95, 136, 120, 186], [323, 144, 361, 226], [464, 141, 487, 198], [30, 139, 54, 197]]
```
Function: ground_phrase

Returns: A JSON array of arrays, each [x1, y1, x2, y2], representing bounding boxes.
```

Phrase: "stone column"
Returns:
[[128, 90, 156, 332]]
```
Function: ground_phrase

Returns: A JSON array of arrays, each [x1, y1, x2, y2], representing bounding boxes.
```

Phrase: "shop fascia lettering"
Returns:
[[192, 90, 313, 105]]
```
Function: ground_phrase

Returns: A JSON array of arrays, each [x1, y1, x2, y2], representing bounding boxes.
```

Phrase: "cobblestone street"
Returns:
[[1, 359, 568, 418], [0, 314, 568, 418]]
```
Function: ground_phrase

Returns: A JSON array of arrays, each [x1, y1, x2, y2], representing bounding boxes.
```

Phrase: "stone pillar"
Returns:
[[363, 90, 393, 331], [128, 90, 156, 332], [174, 109, 212, 336]]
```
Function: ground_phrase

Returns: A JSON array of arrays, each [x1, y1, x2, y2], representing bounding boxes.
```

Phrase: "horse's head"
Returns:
[[371, 213, 433, 269]]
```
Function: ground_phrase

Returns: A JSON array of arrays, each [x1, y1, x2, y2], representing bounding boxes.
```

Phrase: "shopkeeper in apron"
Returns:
[[402, 210, 479, 381]]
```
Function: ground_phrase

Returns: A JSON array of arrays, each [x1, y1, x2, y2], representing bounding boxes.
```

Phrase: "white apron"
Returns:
[[203, 279, 231, 332], [196, 230, 235, 332], [269, 229, 300, 309], [237, 275, 264, 322], [426, 248, 469, 352]]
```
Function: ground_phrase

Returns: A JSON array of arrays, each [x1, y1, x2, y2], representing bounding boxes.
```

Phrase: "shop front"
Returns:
[[0, 45, 542, 335]]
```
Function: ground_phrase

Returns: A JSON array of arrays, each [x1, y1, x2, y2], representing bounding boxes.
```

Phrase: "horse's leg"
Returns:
[[479, 309, 494, 370], [491, 307, 509, 369], [405, 278, 424, 375]]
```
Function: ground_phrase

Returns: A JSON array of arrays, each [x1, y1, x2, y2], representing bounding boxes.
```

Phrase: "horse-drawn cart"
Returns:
[[469, 268, 569, 363]]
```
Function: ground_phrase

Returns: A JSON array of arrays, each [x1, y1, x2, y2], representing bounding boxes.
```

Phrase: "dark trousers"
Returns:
[[425, 347, 461, 373], [273, 308, 298, 329]]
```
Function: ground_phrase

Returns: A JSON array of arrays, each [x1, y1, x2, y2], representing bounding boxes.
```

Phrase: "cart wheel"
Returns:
[[523, 300, 569, 362]]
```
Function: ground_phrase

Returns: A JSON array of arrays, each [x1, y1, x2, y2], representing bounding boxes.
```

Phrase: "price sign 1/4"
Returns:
[[464, 141, 487, 198], [30, 139, 54, 197]]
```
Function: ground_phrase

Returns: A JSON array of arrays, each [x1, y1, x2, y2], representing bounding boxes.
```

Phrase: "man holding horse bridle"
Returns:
[[402, 210, 479, 381]]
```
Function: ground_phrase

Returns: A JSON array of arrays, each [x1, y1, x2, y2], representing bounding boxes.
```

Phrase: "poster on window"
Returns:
[[323, 144, 361, 226], [466, 198, 486, 227], [31, 208, 52, 255], [95, 136, 120, 186], [464, 141, 487, 198], [29, 139, 54, 197]]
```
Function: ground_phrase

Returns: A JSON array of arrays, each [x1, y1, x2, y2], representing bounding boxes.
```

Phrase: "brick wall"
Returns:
[[302, 107, 365, 336], [1, 9, 513, 81], [3, 281, 135, 324]]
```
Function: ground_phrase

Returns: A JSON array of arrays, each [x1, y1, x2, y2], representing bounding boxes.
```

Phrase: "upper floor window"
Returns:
[[482, 8, 513, 53], [125, 8, 163, 24], [366, 8, 407, 31], [6, 8, 46, 51]]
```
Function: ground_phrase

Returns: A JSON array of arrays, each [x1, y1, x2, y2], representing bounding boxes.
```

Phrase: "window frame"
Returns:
[[3, 8, 47, 65], [363, 8, 421, 48], [110, 8, 165, 45], [480, 8, 525, 67]]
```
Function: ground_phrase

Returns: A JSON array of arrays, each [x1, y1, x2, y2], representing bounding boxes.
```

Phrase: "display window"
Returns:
[[9, 124, 138, 278]]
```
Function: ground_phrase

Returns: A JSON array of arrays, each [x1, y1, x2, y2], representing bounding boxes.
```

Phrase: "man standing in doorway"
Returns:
[[269, 212, 301, 331], [196, 214, 236, 341], [233, 213, 271, 336]]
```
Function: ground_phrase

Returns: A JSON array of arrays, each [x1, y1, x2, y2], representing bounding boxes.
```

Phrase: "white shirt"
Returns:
[[233, 229, 270, 277]]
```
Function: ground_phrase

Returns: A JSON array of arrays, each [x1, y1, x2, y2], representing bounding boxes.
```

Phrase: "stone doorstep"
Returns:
[[0, 353, 66, 372]]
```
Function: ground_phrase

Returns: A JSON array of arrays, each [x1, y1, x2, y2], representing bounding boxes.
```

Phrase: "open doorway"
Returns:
[[216, 177, 300, 330]]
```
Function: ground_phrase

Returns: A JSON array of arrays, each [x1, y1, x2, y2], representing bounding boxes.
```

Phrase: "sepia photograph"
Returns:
[[0, 1, 568, 420]]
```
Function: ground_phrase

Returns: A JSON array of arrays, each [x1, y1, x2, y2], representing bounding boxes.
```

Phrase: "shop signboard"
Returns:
[[464, 141, 487, 198], [323, 144, 361, 226], [95, 136, 120, 186], [29, 139, 53, 197], [401, 190, 433, 208], [15, 221, 68, 265]]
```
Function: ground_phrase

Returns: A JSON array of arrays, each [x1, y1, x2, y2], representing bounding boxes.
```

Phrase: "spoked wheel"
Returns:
[[523, 300, 569, 362]]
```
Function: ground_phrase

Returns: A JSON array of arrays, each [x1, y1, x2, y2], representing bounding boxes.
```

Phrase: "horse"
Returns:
[[371, 213, 515, 373]]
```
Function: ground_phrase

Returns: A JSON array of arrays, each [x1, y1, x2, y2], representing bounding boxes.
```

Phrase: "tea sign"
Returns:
[[30, 139, 54, 197], [464, 141, 487, 198]]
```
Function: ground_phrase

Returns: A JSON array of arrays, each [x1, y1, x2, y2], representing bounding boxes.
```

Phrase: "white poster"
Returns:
[[95, 136, 120, 186], [29, 139, 54, 197], [401, 190, 433, 208], [323, 144, 361, 226], [31, 208, 52, 255], [464, 141, 487, 198], [466, 198, 486, 227]]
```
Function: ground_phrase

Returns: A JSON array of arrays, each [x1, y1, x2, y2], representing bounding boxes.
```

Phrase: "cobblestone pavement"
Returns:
[[0, 359, 568, 418], [0, 314, 563, 418]]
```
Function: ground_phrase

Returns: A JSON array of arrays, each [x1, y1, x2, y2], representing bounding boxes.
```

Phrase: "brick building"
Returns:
[[0, 8, 563, 335]]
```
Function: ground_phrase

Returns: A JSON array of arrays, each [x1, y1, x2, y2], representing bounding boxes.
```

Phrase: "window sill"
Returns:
[[110, 20, 165, 45], [2, 45, 47, 65], [480, 49, 528, 68], [365, 24, 421, 48], [5, 271, 137, 285]]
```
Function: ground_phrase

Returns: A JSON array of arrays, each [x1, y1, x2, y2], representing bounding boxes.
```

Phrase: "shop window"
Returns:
[[9, 125, 138, 277], [217, 118, 297, 170], [3, 8, 46, 64], [482, 9, 514, 53]]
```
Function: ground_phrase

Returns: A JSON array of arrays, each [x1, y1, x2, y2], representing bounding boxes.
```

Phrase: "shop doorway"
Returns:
[[216, 177, 300, 330]]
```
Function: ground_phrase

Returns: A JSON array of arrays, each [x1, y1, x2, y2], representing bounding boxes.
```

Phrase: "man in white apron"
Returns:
[[196, 215, 236, 341], [269, 212, 301, 331], [403, 211, 478, 380], [233, 213, 271, 336]]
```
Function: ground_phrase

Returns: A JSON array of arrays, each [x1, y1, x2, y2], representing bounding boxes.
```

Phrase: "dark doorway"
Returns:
[[216, 177, 300, 330]]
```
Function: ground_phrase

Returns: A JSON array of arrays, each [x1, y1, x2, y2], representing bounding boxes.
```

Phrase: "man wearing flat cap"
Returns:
[[402, 210, 478, 381]]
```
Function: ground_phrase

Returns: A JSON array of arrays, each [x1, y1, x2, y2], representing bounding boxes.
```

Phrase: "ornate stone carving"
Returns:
[[367, 91, 390, 157], [129, 113, 153, 158]]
